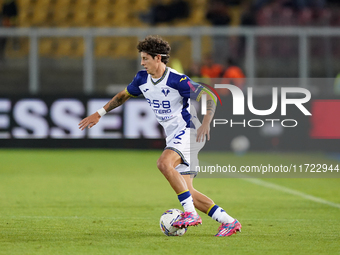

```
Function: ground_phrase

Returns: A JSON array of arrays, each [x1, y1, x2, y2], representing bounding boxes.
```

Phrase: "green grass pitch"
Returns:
[[0, 149, 339, 255]]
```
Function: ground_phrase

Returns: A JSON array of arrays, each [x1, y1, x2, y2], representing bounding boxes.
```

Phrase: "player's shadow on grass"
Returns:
[[116, 231, 215, 238]]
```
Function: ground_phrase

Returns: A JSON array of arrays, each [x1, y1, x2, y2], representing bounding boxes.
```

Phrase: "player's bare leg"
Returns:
[[157, 149, 202, 228], [182, 175, 241, 236], [157, 149, 188, 194], [182, 174, 214, 213]]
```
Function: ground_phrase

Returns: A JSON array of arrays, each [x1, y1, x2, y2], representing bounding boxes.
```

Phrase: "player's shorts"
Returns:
[[164, 127, 205, 177]]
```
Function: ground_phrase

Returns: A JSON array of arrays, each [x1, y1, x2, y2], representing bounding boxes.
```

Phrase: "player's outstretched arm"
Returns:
[[78, 90, 131, 130], [196, 92, 216, 142]]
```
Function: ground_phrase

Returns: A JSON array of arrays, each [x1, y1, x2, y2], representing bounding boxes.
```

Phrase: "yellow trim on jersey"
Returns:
[[196, 90, 204, 102], [206, 204, 216, 215], [177, 189, 189, 196], [125, 87, 137, 98], [151, 67, 168, 85], [179, 77, 187, 82]]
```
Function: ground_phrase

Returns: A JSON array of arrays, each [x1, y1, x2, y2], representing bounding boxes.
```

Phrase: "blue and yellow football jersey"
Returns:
[[126, 67, 204, 138]]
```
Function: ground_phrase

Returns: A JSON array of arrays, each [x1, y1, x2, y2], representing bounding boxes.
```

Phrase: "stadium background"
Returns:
[[1, 1, 340, 254], [1, 0, 340, 151]]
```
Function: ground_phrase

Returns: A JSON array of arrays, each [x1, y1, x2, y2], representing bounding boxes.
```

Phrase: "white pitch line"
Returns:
[[244, 178, 340, 209], [198, 161, 340, 209]]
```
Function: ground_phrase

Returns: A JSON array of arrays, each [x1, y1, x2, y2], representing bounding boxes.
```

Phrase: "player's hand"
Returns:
[[78, 112, 101, 130], [196, 123, 210, 142]]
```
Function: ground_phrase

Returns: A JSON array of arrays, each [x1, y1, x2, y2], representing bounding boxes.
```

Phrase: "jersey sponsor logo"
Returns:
[[161, 115, 173, 120], [153, 109, 172, 114], [161, 88, 170, 97], [146, 99, 171, 109], [179, 77, 187, 82]]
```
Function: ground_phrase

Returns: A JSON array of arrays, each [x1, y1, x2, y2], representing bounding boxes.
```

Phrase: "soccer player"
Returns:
[[78, 35, 241, 236]]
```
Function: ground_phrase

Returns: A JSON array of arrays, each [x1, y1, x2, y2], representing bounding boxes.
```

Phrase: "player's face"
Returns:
[[140, 52, 160, 75]]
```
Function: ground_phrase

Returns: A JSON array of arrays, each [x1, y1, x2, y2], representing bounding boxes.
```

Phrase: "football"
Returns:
[[159, 209, 188, 236]]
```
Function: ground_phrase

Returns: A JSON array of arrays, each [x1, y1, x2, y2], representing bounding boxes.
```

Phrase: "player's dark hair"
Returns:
[[137, 35, 171, 64]]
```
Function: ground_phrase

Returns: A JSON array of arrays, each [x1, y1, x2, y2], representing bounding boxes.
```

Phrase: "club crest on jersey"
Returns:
[[161, 88, 170, 97]]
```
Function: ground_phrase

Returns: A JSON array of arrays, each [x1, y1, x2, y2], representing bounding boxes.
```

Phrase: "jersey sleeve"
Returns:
[[126, 71, 144, 97], [177, 75, 205, 101]]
